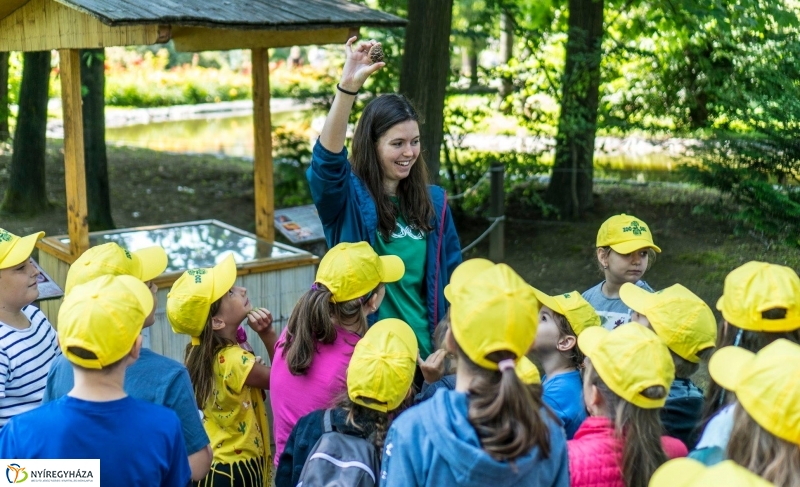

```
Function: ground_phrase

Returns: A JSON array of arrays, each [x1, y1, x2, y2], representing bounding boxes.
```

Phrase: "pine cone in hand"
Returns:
[[369, 43, 385, 64]]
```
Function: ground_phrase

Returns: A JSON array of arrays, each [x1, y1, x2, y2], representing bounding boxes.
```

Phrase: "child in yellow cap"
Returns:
[[620, 282, 716, 449], [692, 261, 800, 464], [705, 339, 800, 486], [569, 323, 687, 487], [530, 287, 600, 439], [381, 262, 569, 486], [42, 242, 213, 481], [0, 275, 191, 486], [275, 318, 418, 486], [650, 459, 775, 487], [167, 253, 276, 486], [0, 228, 60, 427], [271, 241, 404, 466], [582, 214, 661, 329]]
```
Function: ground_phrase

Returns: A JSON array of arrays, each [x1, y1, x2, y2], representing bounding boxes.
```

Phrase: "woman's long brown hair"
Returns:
[[587, 363, 669, 487], [727, 403, 800, 487], [184, 299, 237, 409], [350, 94, 434, 240], [458, 346, 551, 462]]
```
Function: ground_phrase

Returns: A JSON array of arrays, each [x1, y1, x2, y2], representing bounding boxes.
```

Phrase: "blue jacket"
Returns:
[[380, 389, 570, 487], [307, 141, 462, 337]]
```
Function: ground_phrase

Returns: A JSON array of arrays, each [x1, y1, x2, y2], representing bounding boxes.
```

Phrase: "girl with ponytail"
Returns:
[[568, 323, 687, 487], [167, 253, 277, 486], [380, 262, 569, 487], [270, 242, 404, 465]]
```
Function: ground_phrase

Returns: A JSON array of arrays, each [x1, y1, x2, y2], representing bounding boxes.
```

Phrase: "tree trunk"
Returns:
[[1, 51, 50, 215], [467, 43, 479, 88], [545, 0, 604, 218], [0, 52, 9, 141], [399, 0, 454, 184], [81, 48, 115, 230], [499, 10, 514, 98]]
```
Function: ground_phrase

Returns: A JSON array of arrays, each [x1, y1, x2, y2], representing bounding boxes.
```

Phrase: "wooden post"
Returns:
[[59, 49, 89, 257], [489, 163, 505, 263], [252, 48, 274, 241]]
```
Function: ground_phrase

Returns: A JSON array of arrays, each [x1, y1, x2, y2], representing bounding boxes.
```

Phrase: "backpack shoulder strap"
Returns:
[[323, 408, 333, 433]]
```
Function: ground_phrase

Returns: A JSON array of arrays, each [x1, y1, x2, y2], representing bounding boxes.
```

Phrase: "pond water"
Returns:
[[105, 114, 694, 183]]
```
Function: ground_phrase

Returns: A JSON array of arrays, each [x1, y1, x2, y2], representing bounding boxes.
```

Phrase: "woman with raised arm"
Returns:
[[307, 37, 462, 361]]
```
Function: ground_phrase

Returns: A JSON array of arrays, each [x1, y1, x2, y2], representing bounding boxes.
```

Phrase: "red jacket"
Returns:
[[567, 416, 687, 487]]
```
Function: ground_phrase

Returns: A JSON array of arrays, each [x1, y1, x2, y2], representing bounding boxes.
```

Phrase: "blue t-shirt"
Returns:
[[42, 349, 209, 455], [542, 370, 586, 439], [0, 395, 190, 487]]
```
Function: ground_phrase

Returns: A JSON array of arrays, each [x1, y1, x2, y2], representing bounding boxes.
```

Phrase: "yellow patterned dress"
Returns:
[[194, 346, 271, 487]]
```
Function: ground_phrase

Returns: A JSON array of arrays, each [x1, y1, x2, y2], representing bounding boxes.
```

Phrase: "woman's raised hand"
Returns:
[[338, 36, 386, 93]]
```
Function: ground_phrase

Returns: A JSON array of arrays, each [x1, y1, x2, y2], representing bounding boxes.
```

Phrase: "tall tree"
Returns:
[[399, 0, 454, 183], [81, 48, 115, 230], [0, 52, 9, 141], [545, 0, 604, 217], [1, 51, 50, 215]]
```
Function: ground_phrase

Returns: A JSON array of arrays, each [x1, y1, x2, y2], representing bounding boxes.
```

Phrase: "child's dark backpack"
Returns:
[[296, 409, 381, 487]]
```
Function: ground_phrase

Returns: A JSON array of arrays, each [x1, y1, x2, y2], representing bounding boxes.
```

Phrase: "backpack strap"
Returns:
[[323, 408, 333, 433]]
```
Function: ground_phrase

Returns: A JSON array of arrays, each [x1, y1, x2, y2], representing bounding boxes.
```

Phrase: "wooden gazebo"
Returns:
[[0, 0, 404, 360], [0, 0, 403, 254]]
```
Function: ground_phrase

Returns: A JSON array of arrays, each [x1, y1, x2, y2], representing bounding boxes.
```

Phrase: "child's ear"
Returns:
[[129, 335, 143, 361], [556, 334, 577, 352], [596, 247, 609, 268], [444, 328, 457, 354], [585, 384, 602, 415], [211, 315, 226, 331]]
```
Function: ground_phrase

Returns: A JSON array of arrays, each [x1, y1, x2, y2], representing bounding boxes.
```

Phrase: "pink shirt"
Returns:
[[270, 326, 360, 465]]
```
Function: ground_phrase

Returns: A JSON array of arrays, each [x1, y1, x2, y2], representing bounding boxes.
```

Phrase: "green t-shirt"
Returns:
[[373, 207, 431, 358]]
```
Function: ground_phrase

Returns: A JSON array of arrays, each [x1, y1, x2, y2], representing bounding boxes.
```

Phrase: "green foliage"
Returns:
[[681, 139, 800, 247], [272, 126, 313, 208]]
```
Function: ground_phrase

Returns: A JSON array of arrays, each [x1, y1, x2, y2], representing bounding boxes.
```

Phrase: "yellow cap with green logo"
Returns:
[[0, 228, 44, 270], [167, 253, 237, 344], [448, 263, 540, 370], [65, 242, 168, 294], [716, 261, 800, 332], [347, 318, 418, 412], [596, 214, 661, 255], [58, 274, 154, 369], [315, 242, 404, 303], [620, 283, 716, 363], [709, 339, 800, 446], [516, 356, 541, 385], [579, 323, 675, 409], [649, 459, 774, 487], [531, 288, 601, 336]]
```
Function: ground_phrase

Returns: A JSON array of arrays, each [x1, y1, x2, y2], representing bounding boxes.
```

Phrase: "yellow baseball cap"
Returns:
[[167, 253, 238, 341], [444, 258, 494, 303], [579, 323, 675, 409], [620, 283, 717, 363], [315, 242, 404, 302], [58, 274, 153, 369], [716, 261, 800, 332], [449, 263, 541, 370], [650, 459, 774, 487], [65, 242, 168, 294], [596, 214, 661, 254], [516, 357, 541, 385], [0, 228, 44, 269], [531, 288, 601, 336], [347, 318, 418, 412], [709, 339, 800, 445]]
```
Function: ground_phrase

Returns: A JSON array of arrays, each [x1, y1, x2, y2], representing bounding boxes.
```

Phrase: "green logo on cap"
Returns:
[[187, 268, 207, 283], [0, 231, 11, 242], [623, 221, 647, 236], [563, 293, 571, 298], [123, 249, 132, 260]]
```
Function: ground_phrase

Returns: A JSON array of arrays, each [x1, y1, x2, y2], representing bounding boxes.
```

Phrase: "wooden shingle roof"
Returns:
[[55, 0, 405, 29]]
